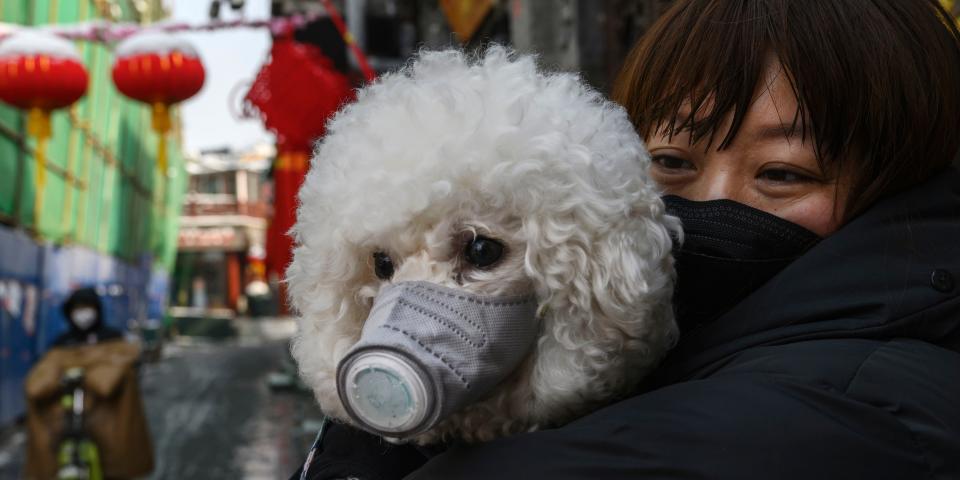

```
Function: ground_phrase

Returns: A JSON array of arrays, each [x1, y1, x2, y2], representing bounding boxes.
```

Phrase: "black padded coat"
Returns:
[[295, 168, 960, 480]]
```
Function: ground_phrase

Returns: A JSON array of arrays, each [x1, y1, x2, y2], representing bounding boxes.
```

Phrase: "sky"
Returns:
[[169, 0, 274, 155]]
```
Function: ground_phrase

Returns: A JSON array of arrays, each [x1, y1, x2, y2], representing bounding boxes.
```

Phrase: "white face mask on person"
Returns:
[[70, 307, 99, 331]]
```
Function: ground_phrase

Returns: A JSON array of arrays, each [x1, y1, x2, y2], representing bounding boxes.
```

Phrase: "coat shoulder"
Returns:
[[412, 338, 960, 479]]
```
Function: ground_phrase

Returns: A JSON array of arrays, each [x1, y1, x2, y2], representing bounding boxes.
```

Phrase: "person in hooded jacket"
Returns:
[[291, 1, 960, 478], [26, 286, 154, 479], [53, 287, 123, 347]]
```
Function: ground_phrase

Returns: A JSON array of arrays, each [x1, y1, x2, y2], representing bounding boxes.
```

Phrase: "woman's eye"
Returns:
[[373, 251, 394, 280], [464, 236, 504, 269], [651, 154, 696, 171], [757, 169, 814, 184]]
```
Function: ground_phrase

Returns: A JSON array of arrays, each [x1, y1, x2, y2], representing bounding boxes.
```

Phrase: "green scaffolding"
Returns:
[[0, 0, 185, 271]]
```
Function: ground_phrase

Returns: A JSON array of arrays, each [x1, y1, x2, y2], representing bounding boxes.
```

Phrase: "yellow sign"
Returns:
[[439, 0, 494, 44]]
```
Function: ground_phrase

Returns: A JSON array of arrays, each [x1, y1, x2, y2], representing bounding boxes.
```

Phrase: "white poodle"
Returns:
[[288, 47, 679, 445]]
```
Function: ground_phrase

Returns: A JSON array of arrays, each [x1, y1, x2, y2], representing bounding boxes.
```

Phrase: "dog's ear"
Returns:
[[287, 239, 374, 420], [522, 207, 679, 414], [524, 210, 678, 343]]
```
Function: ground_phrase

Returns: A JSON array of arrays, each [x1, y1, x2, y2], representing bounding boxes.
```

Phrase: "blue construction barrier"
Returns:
[[0, 224, 168, 426], [0, 226, 42, 426]]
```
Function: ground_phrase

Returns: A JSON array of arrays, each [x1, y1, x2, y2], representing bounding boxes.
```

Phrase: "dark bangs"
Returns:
[[613, 0, 960, 218]]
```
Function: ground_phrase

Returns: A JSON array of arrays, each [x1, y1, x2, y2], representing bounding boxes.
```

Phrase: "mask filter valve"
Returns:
[[339, 351, 432, 435]]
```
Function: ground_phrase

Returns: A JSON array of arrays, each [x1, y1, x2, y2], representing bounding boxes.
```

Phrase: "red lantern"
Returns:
[[0, 30, 89, 224], [112, 32, 205, 173], [244, 37, 354, 153], [244, 37, 355, 313]]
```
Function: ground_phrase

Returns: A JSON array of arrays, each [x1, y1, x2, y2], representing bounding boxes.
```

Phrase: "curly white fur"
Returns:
[[288, 47, 680, 444]]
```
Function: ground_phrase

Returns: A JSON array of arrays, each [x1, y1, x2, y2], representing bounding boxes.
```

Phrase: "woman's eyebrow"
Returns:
[[751, 123, 804, 142]]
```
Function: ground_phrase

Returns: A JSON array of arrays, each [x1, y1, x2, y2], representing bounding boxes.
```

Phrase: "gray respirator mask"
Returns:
[[336, 281, 539, 439]]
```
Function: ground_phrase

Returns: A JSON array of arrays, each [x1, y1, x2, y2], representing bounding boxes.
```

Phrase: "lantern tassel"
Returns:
[[27, 108, 51, 186], [151, 102, 171, 173], [157, 132, 167, 174], [27, 108, 51, 227]]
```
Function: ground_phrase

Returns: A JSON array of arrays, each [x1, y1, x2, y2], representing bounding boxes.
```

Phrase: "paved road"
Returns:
[[0, 321, 325, 480], [142, 339, 322, 480]]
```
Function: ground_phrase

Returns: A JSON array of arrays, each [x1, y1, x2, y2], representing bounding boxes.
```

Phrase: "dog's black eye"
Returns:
[[373, 251, 394, 280], [464, 236, 504, 269]]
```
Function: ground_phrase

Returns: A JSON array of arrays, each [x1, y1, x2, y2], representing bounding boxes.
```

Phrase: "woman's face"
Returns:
[[646, 64, 850, 237]]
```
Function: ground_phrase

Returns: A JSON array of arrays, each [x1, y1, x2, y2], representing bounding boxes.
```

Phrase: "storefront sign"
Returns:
[[178, 227, 245, 251]]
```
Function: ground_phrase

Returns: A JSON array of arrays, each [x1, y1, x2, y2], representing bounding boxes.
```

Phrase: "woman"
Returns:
[[294, 1, 960, 478], [26, 287, 154, 479]]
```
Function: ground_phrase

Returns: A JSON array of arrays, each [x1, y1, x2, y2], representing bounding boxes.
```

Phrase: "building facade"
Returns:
[[0, 0, 185, 426], [276, 0, 672, 92], [169, 145, 272, 318]]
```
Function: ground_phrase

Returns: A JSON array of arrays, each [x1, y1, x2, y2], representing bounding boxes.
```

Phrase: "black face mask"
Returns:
[[663, 195, 822, 331]]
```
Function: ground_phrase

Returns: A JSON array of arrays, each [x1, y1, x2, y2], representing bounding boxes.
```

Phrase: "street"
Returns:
[[0, 319, 325, 480]]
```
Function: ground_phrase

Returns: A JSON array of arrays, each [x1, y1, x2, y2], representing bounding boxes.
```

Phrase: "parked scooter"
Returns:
[[55, 367, 102, 480]]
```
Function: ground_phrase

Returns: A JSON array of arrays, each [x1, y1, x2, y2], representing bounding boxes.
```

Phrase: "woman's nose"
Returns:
[[688, 166, 747, 203]]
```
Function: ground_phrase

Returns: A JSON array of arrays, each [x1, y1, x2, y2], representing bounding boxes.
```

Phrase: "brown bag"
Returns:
[[24, 339, 154, 479]]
